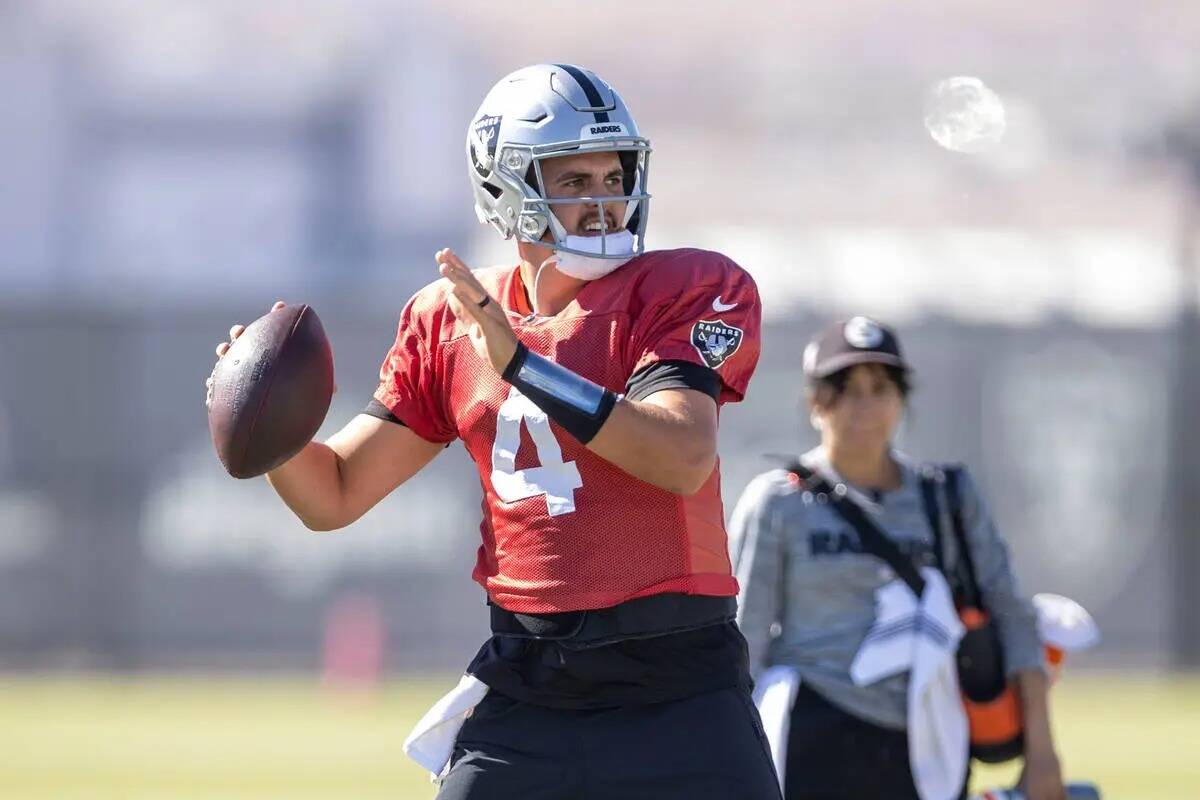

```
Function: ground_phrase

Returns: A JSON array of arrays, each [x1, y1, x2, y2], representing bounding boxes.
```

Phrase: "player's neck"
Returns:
[[823, 442, 901, 492], [518, 253, 588, 317]]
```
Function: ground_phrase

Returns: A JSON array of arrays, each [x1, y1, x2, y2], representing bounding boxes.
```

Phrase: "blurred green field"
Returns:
[[0, 672, 1196, 799]]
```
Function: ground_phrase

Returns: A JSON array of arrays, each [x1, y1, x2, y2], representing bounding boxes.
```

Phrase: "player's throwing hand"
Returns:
[[437, 248, 519, 375]]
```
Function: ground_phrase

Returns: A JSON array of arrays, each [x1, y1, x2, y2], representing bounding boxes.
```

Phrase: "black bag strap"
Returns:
[[918, 465, 983, 609], [777, 508, 791, 626], [943, 466, 983, 608], [918, 471, 948, 575], [786, 461, 926, 598]]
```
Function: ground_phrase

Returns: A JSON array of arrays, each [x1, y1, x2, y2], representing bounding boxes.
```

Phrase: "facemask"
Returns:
[[551, 230, 636, 281]]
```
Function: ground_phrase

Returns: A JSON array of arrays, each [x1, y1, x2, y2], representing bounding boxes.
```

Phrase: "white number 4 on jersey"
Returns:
[[490, 386, 582, 516]]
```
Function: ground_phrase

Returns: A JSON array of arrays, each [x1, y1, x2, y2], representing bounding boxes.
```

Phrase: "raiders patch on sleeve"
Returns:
[[690, 319, 744, 369]]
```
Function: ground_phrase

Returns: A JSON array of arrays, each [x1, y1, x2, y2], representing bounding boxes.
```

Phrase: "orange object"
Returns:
[[959, 610, 1069, 761], [960, 606, 989, 629], [957, 607, 1024, 762], [1045, 644, 1065, 680], [963, 683, 1022, 745]]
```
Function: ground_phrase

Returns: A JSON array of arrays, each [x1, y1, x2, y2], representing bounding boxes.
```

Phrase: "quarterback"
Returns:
[[210, 64, 777, 799]]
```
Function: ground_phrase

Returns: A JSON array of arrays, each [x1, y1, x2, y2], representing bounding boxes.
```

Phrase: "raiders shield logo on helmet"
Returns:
[[472, 115, 502, 159], [691, 319, 744, 369]]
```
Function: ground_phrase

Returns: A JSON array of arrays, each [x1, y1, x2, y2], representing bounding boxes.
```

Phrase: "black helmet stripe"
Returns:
[[554, 64, 611, 124]]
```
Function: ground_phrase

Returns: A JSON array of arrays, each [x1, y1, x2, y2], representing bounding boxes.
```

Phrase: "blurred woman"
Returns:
[[729, 316, 1064, 800]]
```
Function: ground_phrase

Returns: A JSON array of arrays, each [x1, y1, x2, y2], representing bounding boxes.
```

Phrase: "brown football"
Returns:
[[207, 304, 334, 479]]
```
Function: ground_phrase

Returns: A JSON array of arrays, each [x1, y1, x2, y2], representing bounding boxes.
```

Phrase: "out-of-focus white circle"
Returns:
[[924, 76, 1007, 154]]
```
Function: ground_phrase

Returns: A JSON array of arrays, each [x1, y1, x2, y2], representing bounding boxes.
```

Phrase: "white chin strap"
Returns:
[[550, 230, 636, 280]]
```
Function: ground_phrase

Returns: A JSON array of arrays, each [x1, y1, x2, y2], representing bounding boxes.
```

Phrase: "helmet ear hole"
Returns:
[[618, 151, 638, 195], [626, 207, 641, 236], [523, 164, 541, 194], [481, 182, 503, 199]]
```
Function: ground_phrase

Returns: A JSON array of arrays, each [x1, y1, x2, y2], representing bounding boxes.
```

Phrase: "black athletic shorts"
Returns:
[[436, 685, 782, 800]]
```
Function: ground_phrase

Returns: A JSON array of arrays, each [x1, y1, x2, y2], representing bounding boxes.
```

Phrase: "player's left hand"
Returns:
[[437, 248, 520, 375], [1017, 749, 1066, 800]]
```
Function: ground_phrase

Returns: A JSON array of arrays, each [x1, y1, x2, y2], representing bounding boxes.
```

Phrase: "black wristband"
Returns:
[[502, 342, 618, 444]]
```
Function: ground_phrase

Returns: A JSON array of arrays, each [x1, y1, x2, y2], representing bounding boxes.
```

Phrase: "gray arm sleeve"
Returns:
[[730, 471, 789, 679], [957, 469, 1045, 676]]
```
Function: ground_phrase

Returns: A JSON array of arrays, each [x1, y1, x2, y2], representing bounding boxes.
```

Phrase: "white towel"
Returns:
[[850, 568, 968, 800], [751, 665, 802, 790], [849, 577, 937, 685], [403, 673, 490, 780]]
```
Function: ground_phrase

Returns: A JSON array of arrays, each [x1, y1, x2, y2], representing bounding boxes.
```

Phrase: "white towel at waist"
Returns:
[[403, 673, 490, 781], [751, 665, 802, 791], [850, 567, 968, 800]]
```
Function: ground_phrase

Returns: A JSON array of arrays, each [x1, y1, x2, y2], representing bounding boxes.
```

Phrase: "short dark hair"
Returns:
[[807, 363, 911, 408]]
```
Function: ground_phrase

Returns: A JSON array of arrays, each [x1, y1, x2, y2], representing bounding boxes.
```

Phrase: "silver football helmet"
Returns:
[[466, 64, 651, 258]]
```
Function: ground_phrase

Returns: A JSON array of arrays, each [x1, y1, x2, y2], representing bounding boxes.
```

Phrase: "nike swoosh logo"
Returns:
[[712, 296, 737, 312]]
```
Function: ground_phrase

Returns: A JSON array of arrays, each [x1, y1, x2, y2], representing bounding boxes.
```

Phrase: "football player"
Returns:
[[209, 64, 777, 799]]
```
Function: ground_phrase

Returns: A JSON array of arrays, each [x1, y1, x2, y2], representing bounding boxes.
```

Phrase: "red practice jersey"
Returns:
[[374, 248, 761, 613]]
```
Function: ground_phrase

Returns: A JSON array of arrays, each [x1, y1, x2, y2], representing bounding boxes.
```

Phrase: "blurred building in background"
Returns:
[[2, 0, 1199, 672]]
